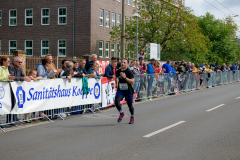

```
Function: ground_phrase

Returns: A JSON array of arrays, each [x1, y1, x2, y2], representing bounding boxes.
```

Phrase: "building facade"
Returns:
[[0, 0, 184, 60]]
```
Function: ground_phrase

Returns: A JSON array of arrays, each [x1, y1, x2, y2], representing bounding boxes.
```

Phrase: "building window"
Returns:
[[106, 11, 110, 28], [133, 0, 135, 7], [111, 43, 115, 57], [0, 10, 2, 26], [58, 8, 67, 25], [117, 14, 121, 27], [25, 9, 33, 25], [41, 40, 49, 56], [100, 9, 103, 26], [112, 13, 115, 28], [25, 40, 33, 56], [117, 43, 120, 57], [117, 0, 121, 2], [58, 40, 66, 57], [41, 8, 50, 25], [9, 40, 17, 55], [9, 9, 17, 26], [99, 41, 103, 57], [128, 0, 131, 5], [106, 42, 109, 58]]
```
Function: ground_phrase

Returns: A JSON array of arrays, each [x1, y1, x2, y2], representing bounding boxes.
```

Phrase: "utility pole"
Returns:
[[121, 0, 125, 60]]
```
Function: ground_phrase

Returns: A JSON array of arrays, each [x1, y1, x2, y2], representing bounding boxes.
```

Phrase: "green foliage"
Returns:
[[197, 13, 238, 64], [110, 0, 239, 64]]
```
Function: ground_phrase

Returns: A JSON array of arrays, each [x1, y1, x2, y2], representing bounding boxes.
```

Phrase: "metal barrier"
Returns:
[[1, 70, 239, 132], [134, 71, 240, 101]]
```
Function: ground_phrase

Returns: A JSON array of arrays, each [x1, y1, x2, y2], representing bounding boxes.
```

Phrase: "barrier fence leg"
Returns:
[[0, 126, 5, 132]]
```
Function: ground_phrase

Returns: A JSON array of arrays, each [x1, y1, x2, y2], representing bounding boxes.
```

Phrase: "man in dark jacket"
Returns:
[[103, 57, 117, 78]]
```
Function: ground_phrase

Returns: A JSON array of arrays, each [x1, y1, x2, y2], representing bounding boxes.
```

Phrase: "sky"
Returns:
[[185, 0, 240, 36]]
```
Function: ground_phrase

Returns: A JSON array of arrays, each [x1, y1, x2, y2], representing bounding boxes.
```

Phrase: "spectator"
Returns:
[[61, 61, 74, 82], [179, 59, 185, 66], [117, 62, 121, 71], [78, 59, 87, 76], [87, 63, 101, 79], [59, 59, 68, 78], [45, 54, 62, 79], [157, 68, 166, 94], [162, 60, 171, 92], [210, 61, 215, 68], [85, 54, 97, 72], [129, 60, 137, 74], [134, 61, 141, 97], [36, 59, 56, 79], [199, 61, 205, 68], [147, 58, 156, 97], [139, 57, 147, 92], [28, 70, 42, 81], [7, 56, 31, 125], [136, 49, 145, 62], [0, 56, 15, 81], [154, 61, 161, 73], [72, 60, 82, 78], [162, 60, 171, 74], [9, 56, 31, 82], [104, 57, 118, 78], [170, 62, 177, 74]]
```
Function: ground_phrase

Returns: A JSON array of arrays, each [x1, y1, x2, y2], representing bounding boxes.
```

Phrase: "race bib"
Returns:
[[119, 83, 128, 90]]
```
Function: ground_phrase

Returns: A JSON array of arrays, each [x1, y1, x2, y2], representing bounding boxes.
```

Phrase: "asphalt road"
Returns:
[[1, 83, 240, 160]]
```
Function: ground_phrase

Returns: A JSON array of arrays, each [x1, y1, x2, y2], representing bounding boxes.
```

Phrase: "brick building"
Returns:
[[0, 0, 184, 60]]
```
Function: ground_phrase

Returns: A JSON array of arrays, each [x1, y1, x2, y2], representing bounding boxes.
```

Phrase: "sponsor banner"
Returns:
[[10, 78, 101, 114], [0, 82, 12, 115], [102, 77, 116, 108], [97, 61, 109, 75], [101, 77, 137, 108]]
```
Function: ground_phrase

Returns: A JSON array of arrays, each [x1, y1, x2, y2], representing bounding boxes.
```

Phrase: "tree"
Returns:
[[110, 0, 209, 63], [198, 13, 238, 64]]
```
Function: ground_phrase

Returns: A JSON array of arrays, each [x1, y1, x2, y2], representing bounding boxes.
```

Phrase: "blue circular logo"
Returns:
[[94, 83, 100, 99], [0, 86, 5, 99]]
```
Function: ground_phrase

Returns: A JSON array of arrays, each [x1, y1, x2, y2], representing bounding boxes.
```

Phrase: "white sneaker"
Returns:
[[60, 113, 67, 118]]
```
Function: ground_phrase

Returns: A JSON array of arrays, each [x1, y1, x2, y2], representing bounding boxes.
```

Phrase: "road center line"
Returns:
[[143, 121, 186, 138], [206, 104, 225, 112], [236, 96, 240, 99]]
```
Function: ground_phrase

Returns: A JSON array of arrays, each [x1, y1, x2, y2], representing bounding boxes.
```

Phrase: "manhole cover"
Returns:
[[82, 114, 126, 119]]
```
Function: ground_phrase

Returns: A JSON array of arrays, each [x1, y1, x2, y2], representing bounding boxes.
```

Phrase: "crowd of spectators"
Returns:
[[0, 50, 240, 124]]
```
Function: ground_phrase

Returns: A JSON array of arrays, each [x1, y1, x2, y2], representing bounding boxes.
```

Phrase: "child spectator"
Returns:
[[88, 63, 101, 79], [28, 70, 42, 81]]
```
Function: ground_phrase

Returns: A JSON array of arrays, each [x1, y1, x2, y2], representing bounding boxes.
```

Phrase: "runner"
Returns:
[[115, 58, 135, 124]]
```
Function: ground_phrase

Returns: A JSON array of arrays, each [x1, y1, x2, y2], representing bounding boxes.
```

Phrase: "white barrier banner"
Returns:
[[10, 78, 101, 114], [102, 77, 116, 108], [0, 82, 12, 114]]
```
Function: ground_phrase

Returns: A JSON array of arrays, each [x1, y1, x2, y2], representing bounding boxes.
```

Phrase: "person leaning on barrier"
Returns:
[[61, 61, 74, 82], [36, 58, 57, 79], [147, 58, 156, 97], [87, 63, 102, 79], [28, 70, 42, 81], [59, 59, 68, 78], [8, 56, 31, 82], [103, 57, 118, 78], [0, 56, 15, 81], [45, 54, 62, 79], [77, 59, 94, 78]]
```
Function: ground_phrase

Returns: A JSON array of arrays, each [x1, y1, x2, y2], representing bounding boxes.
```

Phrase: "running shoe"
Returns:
[[129, 117, 134, 124], [117, 112, 125, 123]]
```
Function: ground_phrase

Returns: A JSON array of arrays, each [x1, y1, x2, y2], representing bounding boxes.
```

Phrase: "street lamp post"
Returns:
[[133, 11, 140, 59]]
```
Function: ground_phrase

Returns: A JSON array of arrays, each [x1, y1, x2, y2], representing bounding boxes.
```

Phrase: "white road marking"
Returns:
[[236, 96, 240, 99], [206, 104, 225, 112], [143, 121, 186, 138]]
